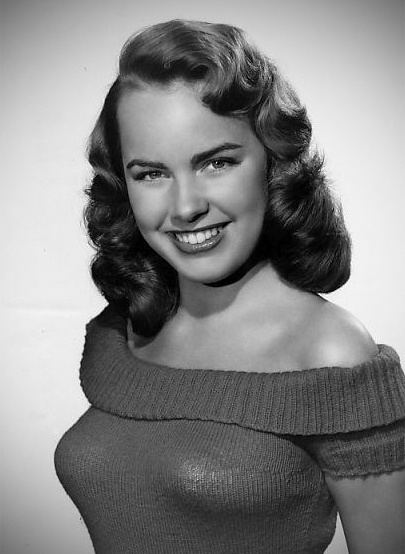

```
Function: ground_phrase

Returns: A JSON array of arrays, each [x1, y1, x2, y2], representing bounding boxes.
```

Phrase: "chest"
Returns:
[[129, 318, 305, 372], [55, 407, 338, 553], [56, 408, 323, 514]]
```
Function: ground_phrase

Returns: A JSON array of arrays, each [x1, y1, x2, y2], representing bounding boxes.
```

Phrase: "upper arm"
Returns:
[[326, 469, 405, 554], [301, 301, 404, 552]]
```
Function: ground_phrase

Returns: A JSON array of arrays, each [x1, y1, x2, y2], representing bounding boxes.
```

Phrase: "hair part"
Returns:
[[85, 19, 351, 336]]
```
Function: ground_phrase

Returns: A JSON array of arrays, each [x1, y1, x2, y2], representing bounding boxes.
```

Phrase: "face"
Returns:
[[118, 82, 268, 285]]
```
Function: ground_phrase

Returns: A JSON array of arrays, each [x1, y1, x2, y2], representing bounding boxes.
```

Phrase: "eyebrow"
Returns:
[[125, 142, 243, 170]]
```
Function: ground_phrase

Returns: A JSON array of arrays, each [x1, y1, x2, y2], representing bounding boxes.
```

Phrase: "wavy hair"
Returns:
[[85, 19, 351, 336]]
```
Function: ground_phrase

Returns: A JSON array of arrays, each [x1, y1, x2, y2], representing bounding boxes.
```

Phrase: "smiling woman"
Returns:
[[54, 19, 405, 554], [118, 83, 268, 285]]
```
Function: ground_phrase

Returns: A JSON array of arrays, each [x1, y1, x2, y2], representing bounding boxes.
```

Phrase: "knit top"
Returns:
[[55, 305, 405, 554]]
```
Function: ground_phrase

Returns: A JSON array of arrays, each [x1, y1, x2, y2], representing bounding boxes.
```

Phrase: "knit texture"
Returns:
[[55, 305, 405, 554]]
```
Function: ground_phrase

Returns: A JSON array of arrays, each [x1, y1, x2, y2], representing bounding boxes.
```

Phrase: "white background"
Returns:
[[1, 0, 404, 552]]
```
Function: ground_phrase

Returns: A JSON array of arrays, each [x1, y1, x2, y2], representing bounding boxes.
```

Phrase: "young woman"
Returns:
[[55, 19, 405, 554]]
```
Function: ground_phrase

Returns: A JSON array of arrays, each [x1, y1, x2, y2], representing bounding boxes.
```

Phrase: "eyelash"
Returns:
[[205, 157, 237, 171], [132, 157, 238, 181]]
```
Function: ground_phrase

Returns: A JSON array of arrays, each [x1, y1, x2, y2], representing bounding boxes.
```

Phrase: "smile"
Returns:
[[173, 225, 224, 244], [169, 224, 227, 254]]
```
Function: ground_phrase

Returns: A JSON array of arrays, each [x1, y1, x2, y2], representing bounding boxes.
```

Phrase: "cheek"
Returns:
[[127, 187, 165, 232], [218, 174, 267, 221]]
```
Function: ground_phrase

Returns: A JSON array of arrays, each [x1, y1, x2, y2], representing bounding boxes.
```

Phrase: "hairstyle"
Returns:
[[85, 19, 351, 337]]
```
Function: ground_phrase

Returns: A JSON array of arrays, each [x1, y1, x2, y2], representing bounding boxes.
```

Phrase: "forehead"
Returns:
[[117, 83, 259, 160]]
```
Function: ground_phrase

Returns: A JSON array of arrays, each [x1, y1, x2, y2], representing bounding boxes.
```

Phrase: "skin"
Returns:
[[119, 81, 268, 287], [118, 80, 405, 553], [118, 81, 324, 369], [326, 472, 405, 554], [118, 81, 375, 371]]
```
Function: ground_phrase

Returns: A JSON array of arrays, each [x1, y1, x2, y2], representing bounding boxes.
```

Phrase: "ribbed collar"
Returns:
[[80, 305, 405, 435]]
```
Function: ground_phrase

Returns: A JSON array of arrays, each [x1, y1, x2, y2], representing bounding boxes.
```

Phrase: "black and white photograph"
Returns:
[[2, 1, 404, 553]]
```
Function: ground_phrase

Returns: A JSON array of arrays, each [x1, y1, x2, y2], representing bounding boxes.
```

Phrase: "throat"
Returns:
[[177, 260, 283, 321]]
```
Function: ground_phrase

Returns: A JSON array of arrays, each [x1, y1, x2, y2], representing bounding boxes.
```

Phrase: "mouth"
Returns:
[[168, 223, 228, 254]]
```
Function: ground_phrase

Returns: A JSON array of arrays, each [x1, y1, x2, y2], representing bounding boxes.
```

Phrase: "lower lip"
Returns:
[[170, 228, 225, 254]]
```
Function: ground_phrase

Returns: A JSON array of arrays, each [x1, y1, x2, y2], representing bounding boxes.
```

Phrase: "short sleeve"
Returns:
[[300, 418, 405, 478]]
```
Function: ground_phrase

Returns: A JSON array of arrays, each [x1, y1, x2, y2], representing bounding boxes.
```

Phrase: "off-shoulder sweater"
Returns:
[[54, 305, 405, 554]]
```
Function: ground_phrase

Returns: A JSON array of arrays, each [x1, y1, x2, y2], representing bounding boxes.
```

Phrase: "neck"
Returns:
[[177, 260, 285, 320]]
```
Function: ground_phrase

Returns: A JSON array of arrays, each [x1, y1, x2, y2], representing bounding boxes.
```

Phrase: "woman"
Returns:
[[55, 19, 405, 553]]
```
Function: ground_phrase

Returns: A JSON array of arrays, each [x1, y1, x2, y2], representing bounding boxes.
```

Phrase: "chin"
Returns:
[[178, 266, 234, 285]]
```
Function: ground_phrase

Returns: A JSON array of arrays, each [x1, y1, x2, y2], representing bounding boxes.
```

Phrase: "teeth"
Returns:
[[173, 225, 224, 244]]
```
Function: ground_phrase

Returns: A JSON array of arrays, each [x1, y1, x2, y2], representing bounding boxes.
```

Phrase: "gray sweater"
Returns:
[[55, 306, 405, 553]]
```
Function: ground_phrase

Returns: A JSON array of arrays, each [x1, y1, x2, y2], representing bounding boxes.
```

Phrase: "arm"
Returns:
[[326, 469, 405, 554], [303, 302, 405, 552]]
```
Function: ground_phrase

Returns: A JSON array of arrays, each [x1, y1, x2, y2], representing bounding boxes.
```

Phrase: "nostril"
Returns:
[[188, 210, 207, 223], [170, 178, 209, 223]]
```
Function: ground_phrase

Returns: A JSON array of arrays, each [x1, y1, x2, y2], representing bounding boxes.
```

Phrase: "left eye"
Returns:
[[133, 170, 165, 181], [206, 158, 235, 172]]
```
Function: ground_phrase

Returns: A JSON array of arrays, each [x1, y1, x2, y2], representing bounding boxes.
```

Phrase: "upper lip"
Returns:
[[166, 222, 230, 234]]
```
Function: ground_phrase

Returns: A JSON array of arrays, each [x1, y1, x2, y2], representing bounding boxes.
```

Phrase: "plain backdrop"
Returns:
[[1, 0, 404, 553]]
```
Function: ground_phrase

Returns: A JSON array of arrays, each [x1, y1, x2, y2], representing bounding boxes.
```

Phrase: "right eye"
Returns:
[[134, 170, 165, 181]]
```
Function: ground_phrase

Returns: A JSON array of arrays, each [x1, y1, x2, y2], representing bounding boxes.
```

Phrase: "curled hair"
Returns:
[[85, 19, 351, 336]]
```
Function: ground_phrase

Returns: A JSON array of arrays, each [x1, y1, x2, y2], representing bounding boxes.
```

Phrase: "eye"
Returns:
[[133, 170, 165, 181], [205, 158, 238, 173]]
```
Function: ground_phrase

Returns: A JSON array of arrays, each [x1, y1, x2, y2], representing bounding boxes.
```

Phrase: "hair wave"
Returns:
[[85, 19, 351, 336]]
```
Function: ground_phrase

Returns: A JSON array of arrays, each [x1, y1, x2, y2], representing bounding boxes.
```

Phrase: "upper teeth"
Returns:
[[174, 226, 222, 244]]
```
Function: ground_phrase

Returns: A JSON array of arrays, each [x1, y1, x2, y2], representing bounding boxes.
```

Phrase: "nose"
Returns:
[[170, 177, 209, 225]]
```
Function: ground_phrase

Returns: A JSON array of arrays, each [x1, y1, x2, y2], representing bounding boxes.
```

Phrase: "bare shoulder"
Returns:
[[300, 299, 378, 369]]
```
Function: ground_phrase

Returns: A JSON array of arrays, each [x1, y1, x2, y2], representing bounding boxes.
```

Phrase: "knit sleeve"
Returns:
[[289, 345, 405, 478], [297, 417, 405, 478]]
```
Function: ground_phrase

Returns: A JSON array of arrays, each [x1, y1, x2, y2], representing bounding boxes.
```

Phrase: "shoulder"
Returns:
[[300, 300, 378, 369]]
